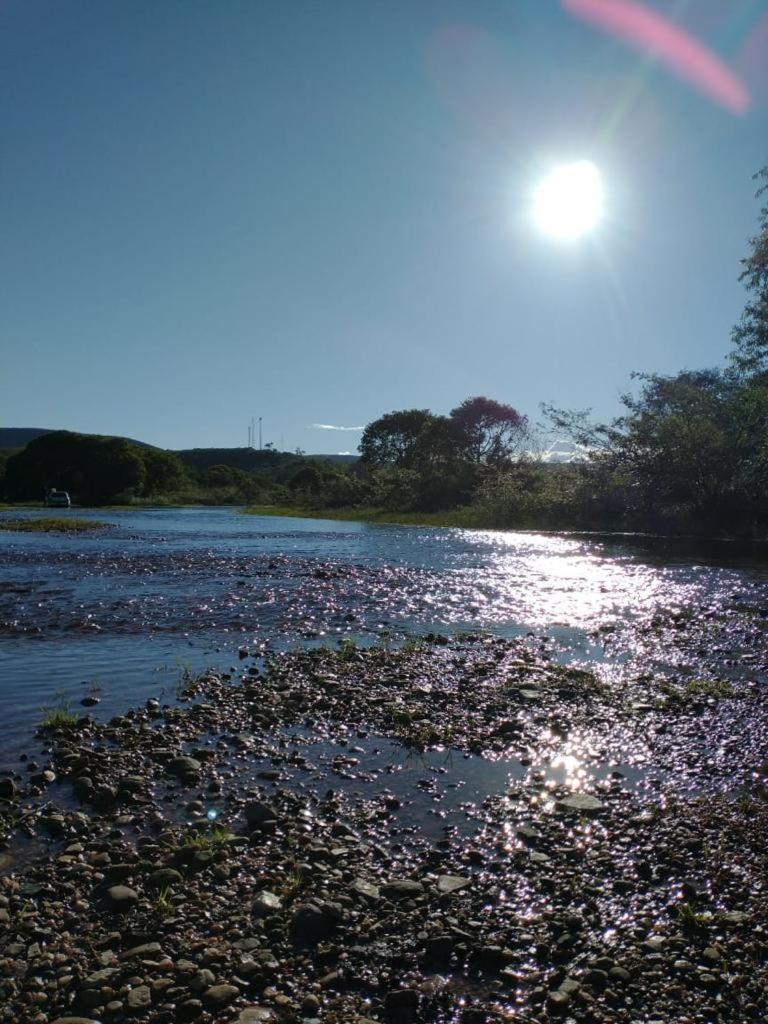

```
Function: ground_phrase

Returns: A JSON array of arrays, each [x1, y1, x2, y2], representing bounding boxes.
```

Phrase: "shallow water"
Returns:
[[2, 506, 768, 764]]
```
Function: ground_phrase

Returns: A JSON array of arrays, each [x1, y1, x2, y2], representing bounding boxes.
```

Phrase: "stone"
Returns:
[[554, 794, 605, 815], [251, 890, 282, 916], [82, 967, 120, 987], [120, 942, 164, 960], [127, 984, 152, 1012], [175, 999, 203, 1021], [437, 874, 471, 894], [51, 1019, 105, 1024], [0, 776, 18, 799], [52, 1019, 105, 1024], [289, 901, 343, 946], [202, 984, 240, 1010], [381, 879, 425, 900], [106, 885, 139, 911], [167, 756, 202, 778], [147, 868, 183, 888], [385, 988, 420, 1011], [238, 1009, 276, 1023], [243, 800, 279, 829], [350, 877, 380, 900]]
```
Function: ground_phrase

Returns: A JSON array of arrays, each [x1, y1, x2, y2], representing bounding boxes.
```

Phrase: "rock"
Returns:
[[106, 885, 139, 912], [147, 868, 183, 888], [127, 984, 152, 1012], [251, 890, 282, 916], [202, 984, 240, 1010], [175, 1000, 203, 1021], [546, 990, 571, 1013], [0, 777, 18, 799], [437, 874, 471, 894], [385, 988, 420, 1014], [301, 994, 321, 1014], [51, 1019, 105, 1024], [168, 755, 201, 775], [244, 800, 279, 829], [381, 879, 425, 900], [289, 901, 343, 946], [238, 1009, 276, 1023], [554, 794, 605, 815], [82, 967, 120, 987], [120, 942, 164, 960], [350, 877, 380, 900]]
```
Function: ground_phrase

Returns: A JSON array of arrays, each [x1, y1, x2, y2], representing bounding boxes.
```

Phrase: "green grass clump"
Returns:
[[660, 678, 735, 705], [0, 517, 112, 534], [183, 824, 235, 850], [39, 691, 78, 731]]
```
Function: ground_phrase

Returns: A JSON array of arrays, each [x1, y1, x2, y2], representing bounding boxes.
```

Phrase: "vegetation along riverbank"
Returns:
[[2, 165, 768, 537]]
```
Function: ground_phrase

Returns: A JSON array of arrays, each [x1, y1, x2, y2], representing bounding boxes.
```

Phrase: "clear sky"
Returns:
[[2, 0, 767, 452]]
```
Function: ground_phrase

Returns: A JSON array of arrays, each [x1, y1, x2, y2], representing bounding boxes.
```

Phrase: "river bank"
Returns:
[[2, 625, 768, 1023]]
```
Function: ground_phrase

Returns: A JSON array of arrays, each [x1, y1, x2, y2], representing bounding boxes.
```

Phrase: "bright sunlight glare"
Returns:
[[533, 160, 604, 240]]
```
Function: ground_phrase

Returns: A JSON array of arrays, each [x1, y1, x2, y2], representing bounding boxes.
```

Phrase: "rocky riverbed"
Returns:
[[1, 628, 768, 1023]]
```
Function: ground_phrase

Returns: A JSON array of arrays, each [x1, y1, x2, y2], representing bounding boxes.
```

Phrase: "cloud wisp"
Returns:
[[311, 423, 364, 432]]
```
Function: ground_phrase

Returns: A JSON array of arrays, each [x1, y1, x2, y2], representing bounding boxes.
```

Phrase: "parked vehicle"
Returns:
[[46, 489, 71, 508]]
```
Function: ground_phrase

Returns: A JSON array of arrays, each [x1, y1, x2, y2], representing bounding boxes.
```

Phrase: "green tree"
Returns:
[[140, 448, 187, 496], [732, 166, 768, 375], [359, 409, 433, 468]]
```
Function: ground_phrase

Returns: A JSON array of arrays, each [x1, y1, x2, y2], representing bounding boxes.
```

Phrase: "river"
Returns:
[[2, 506, 768, 767]]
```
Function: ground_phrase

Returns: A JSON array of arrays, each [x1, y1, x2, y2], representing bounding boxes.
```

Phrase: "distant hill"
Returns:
[[174, 448, 358, 471], [0, 427, 157, 451], [307, 453, 359, 464], [0, 430, 359, 465]]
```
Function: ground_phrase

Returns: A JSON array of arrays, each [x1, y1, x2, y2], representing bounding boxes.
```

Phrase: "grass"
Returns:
[[39, 691, 78, 731], [384, 703, 455, 750], [153, 884, 174, 918], [677, 902, 710, 934], [182, 824, 236, 850], [243, 504, 483, 529], [0, 517, 113, 533], [659, 678, 735, 706]]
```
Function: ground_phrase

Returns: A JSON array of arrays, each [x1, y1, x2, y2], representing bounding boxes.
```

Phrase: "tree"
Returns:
[[140, 448, 187, 496], [449, 396, 528, 465], [732, 166, 768, 375], [358, 409, 433, 468]]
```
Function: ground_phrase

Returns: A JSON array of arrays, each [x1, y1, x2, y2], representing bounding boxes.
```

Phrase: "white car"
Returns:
[[46, 489, 71, 508]]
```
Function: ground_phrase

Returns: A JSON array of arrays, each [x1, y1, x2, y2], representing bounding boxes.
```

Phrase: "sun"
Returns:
[[533, 160, 604, 240]]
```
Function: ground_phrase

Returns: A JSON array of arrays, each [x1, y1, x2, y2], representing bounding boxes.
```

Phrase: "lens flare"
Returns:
[[562, 0, 750, 115]]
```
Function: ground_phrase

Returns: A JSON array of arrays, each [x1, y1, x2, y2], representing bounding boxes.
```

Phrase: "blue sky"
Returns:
[[2, 0, 767, 452]]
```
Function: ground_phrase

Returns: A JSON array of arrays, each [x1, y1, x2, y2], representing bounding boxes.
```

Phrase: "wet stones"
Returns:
[[202, 983, 240, 1010], [238, 1009, 276, 1023], [0, 776, 18, 800], [167, 755, 202, 782], [554, 793, 605, 816], [289, 901, 343, 946], [126, 984, 152, 1013], [243, 799, 279, 830], [350, 877, 380, 901], [251, 890, 282, 917], [380, 879, 425, 900], [105, 884, 139, 912], [437, 874, 471, 894], [146, 867, 183, 888]]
